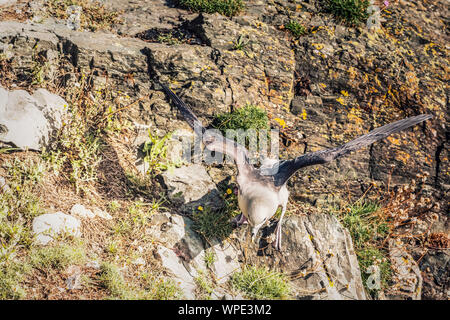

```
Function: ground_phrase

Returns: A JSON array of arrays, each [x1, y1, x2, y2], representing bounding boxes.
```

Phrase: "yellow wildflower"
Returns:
[[226, 188, 232, 195], [197, 206, 204, 211], [274, 118, 286, 129], [341, 90, 349, 97], [336, 97, 346, 105], [300, 109, 307, 120]]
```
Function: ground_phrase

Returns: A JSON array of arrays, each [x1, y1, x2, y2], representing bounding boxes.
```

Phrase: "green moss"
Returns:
[[230, 265, 291, 299], [323, 0, 370, 26], [178, 0, 244, 17]]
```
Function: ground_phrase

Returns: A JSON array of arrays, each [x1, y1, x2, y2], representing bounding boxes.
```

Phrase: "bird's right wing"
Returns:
[[272, 114, 432, 187], [160, 83, 205, 135], [160, 83, 253, 175]]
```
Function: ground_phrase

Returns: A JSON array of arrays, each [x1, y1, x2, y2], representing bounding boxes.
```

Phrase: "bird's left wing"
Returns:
[[272, 114, 432, 187]]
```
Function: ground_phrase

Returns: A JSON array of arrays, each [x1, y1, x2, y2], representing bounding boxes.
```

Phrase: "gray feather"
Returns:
[[272, 114, 432, 187]]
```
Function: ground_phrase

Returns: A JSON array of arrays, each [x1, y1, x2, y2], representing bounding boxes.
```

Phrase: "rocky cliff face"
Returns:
[[0, 0, 447, 300]]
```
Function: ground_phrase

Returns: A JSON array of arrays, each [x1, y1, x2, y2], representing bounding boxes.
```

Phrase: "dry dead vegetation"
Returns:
[[0, 51, 185, 298]]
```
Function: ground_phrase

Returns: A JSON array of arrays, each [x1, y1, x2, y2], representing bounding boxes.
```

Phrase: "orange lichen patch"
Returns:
[[387, 136, 401, 146], [347, 67, 358, 80], [395, 150, 411, 165], [311, 43, 324, 50]]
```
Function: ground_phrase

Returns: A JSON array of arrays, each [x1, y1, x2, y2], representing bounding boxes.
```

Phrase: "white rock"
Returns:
[[157, 245, 196, 299], [92, 207, 113, 220], [160, 164, 223, 213], [85, 260, 101, 269], [70, 204, 95, 219], [32, 212, 81, 245], [0, 0, 17, 6], [211, 240, 241, 284], [0, 87, 68, 150], [132, 257, 146, 266], [0, 176, 9, 193]]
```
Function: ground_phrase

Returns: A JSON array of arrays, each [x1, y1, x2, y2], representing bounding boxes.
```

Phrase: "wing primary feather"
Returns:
[[273, 114, 432, 187], [160, 83, 205, 134]]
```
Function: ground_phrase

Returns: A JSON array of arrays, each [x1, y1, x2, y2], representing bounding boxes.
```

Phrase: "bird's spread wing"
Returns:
[[160, 83, 253, 174], [272, 114, 433, 187], [160, 83, 205, 135]]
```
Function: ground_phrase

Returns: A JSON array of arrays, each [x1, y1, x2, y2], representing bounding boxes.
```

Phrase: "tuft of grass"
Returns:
[[357, 247, 392, 298], [213, 104, 269, 134], [332, 201, 392, 299], [97, 262, 131, 299], [323, 0, 370, 26], [285, 20, 306, 38], [232, 35, 249, 51], [213, 104, 270, 156], [339, 202, 387, 248], [0, 158, 45, 262], [204, 249, 216, 269], [230, 265, 291, 299], [139, 272, 183, 300], [29, 242, 86, 270], [192, 206, 233, 241], [178, 0, 244, 17], [194, 270, 215, 299], [98, 263, 183, 300], [0, 261, 31, 299]]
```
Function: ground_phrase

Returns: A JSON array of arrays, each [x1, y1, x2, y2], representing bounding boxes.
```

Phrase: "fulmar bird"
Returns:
[[160, 83, 432, 251]]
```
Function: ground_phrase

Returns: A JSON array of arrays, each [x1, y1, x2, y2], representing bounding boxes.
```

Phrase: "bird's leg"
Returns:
[[251, 217, 270, 244], [232, 213, 247, 227], [272, 204, 287, 251]]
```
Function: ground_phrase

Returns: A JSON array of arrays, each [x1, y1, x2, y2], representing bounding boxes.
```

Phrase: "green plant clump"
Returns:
[[178, 0, 244, 17], [285, 20, 306, 38], [192, 206, 234, 241], [29, 242, 86, 270], [230, 265, 291, 300], [213, 104, 269, 133], [332, 201, 392, 299], [323, 0, 370, 26]]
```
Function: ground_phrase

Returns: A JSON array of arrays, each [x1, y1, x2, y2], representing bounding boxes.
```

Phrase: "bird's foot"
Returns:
[[231, 213, 247, 227], [271, 225, 282, 251]]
